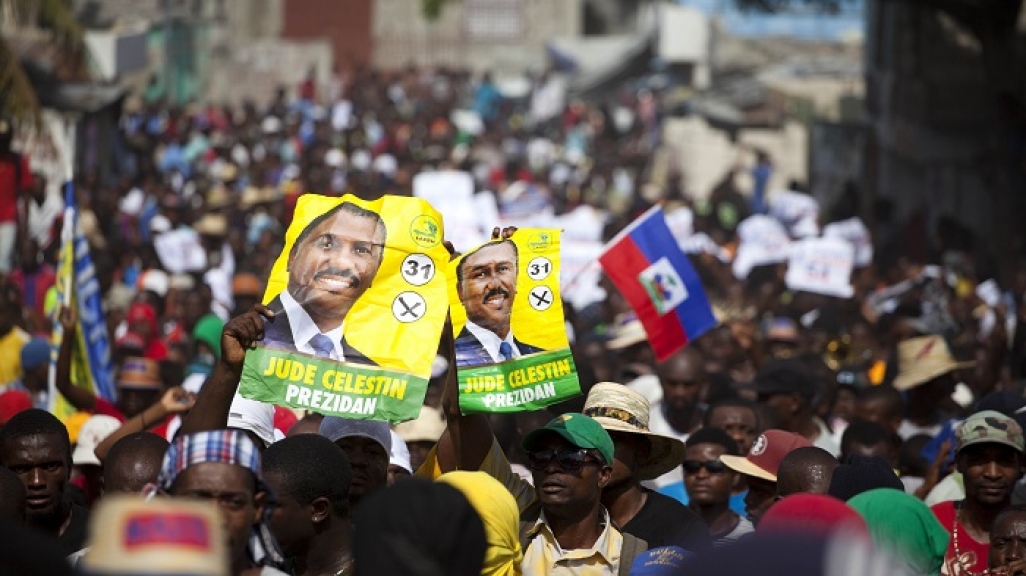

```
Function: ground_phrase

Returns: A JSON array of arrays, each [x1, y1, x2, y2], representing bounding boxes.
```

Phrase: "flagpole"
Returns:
[[597, 203, 664, 258]]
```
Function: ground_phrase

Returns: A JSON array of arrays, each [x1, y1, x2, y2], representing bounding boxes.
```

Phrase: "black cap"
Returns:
[[828, 455, 904, 501]]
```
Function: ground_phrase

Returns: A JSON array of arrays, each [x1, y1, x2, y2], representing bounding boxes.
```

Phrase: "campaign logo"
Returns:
[[638, 257, 688, 316], [410, 215, 441, 248], [527, 232, 552, 253]]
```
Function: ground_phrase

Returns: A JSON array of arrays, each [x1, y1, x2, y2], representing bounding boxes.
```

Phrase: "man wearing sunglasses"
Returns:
[[519, 413, 649, 574], [683, 427, 754, 547]]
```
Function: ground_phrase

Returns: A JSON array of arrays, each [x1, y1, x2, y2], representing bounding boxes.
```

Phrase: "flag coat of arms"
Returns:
[[599, 206, 717, 361]]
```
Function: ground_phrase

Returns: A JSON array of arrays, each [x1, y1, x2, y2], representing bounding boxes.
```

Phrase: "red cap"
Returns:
[[720, 429, 813, 482], [757, 494, 869, 538], [0, 390, 33, 425]]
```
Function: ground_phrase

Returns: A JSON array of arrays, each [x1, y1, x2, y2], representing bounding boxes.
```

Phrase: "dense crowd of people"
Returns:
[[1, 60, 1026, 576]]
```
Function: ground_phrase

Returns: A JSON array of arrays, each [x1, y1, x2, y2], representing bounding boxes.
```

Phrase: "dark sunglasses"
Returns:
[[682, 459, 728, 475], [527, 448, 600, 471]]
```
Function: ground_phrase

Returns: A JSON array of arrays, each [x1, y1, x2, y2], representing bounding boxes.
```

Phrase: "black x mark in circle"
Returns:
[[531, 288, 552, 307], [398, 296, 423, 317]]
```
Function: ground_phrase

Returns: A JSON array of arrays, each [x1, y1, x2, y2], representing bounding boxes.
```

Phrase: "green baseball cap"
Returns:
[[956, 410, 1026, 454], [522, 413, 615, 465]]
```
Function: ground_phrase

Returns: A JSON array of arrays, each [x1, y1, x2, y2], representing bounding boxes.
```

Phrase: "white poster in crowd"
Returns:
[[153, 228, 207, 274], [413, 170, 488, 252], [768, 189, 820, 238], [554, 205, 606, 243], [785, 237, 855, 298], [732, 215, 791, 280], [665, 207, 694, 243], [561, 240, 606, 310], [823, 217, 873, 268]]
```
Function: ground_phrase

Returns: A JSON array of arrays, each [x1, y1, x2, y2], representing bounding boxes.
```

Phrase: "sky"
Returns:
[[678, 0, 864, 41]]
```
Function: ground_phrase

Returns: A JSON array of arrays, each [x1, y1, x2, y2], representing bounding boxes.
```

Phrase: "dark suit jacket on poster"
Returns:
[[454, 326, 544, 368], [262, 295, 378, 367]]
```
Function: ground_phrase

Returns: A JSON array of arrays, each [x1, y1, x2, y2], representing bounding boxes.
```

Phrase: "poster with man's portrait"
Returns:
[[239, 194, 450, 423], [448, 229, 580, 413]]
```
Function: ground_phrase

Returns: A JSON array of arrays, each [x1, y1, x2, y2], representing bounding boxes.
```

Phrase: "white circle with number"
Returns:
[[527, 257, 553, 281], [400, 253, 435, 286], [528, 286, 554, 311], [392, 292, 427, 323]]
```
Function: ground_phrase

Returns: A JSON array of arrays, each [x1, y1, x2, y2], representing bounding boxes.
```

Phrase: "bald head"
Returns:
[[104, 432, 169, 494], [658, 348, 708, 416], [776, 446, 839, 498], [0, 467, 25, 522]]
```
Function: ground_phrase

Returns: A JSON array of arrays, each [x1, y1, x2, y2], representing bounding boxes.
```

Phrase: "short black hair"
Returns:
[[705, 397, 761, 431], [105, 432, 169, 492], [857, 385, 904, 421], [776, 446, 839, 496], [686, 427, 740, 456], [0, 410, 71, 468], [263, 434, 353, 518], [456, 239, 518, 285], [841, 420, 895, 457], [289, 201, 387, 265]]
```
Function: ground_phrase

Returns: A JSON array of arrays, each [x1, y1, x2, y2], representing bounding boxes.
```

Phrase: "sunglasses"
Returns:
[[682, 459, 728, 475], [527, 448, 601, 471]]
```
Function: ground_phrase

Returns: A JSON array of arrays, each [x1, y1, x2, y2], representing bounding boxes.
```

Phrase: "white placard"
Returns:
[[732, 215, 791, 279], [824, 217, 873, 267], [560, 240, 606, 310], [785, 237, 855, 298], [769, 189, 820, 238], [153, 229, 207, 274], [413, 170, 488, 252]]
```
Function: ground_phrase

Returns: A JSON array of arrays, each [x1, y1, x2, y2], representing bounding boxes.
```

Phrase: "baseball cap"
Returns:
[[81, 496, 229, 576], [0, 390, 32, 425], [720, 430, 813, 482], [753, 359, 817, 402], [521, 413, 615, 466], [956, 410, 1026, 454], [319, 416, 392, 456], [73, 415, 122, 467]]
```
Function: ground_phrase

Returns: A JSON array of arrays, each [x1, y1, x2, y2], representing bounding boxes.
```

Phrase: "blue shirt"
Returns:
[[658, 481, 748, 516]]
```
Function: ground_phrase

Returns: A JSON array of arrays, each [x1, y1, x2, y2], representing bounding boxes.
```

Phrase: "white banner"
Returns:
[[785, 237, 855, 298]]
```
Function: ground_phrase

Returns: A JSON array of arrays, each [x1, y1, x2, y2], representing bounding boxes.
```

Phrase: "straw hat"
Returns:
[[892, 335, 975, 392], [205, 185, 233, 210], [81, 496, 229, 576], [582, 382, 685, 480], [194, 213, 229, 237], [606, 313, 648, 351], [394, 405, 446, 444]]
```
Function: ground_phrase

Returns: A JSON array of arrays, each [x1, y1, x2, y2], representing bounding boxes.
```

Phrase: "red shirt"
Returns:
[[10, 265, 56, 318], [932, 500, 990, 576], [0, 155, 32, 223]]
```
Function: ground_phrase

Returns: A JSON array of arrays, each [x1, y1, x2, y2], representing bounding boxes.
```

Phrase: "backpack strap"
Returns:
[[616, 532, 649, 576]]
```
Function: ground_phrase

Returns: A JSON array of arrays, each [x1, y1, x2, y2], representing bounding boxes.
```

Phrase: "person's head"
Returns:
[[103, 432, 168, 494], [353, 479, 487, 576], [457, 240, 518, 339], [387, 431, 412, 485], [126, 302, 160, 341], [262, 434, 352, 559], [159, 430, 273, 570], [849, 488, 950, 576], [757, 494, 868, 539], [318, 417, 391, 505], [720, 429, 813, 525], [581, 382, 686, 487], [286, 413, 324, 437], [116, 357, 164, 418], [521, 414, 614, 518], [657, 347, 707, 417], [754, 359, 817, 432], [990, 505, 1026, 571], [684, 427, 740, 509], [955, 411, 1026, 510], [0, 466, 26, 522], [827, 454, 904, 502], [0, 410, 71, 529], [841, 420, 898, 468], [438, 471, 522, 576], [286, 201, 386, 330], [776, 447, 839, 498], [705, 398, 761, 455], [853, 386, 904, 435], [18, 338, 49, 394]]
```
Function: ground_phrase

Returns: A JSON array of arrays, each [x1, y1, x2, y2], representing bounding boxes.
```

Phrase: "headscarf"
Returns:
[[438, 471, 522, 576], [848, 488, 950, 576], [354, 478, 487, 576], [758, 494, 869, 538]]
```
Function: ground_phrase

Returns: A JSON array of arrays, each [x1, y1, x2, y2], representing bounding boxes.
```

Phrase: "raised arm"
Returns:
[[54, 306, 99, 411], [94, 386, 195, 462]]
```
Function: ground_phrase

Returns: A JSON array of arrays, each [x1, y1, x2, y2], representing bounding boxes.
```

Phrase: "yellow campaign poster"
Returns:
[[449, 229, 581, 413], [239, 194, 449, 423]]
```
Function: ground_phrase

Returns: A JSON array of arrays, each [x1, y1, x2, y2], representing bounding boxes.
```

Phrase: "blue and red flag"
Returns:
[[598, 206, 718, 361]]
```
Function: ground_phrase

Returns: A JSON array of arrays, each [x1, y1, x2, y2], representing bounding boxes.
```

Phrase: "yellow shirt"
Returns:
[[521, 509, 622, 576], [0, 327, 30, 386]]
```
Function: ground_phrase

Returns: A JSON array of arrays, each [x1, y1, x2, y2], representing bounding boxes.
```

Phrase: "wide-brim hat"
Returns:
[[606, 313, 648, 351], [893, 335, 975, 391], [582, 382, 685, 480]]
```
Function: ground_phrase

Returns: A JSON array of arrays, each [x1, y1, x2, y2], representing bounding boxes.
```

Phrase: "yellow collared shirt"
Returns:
[[521, 508, 622, 576]]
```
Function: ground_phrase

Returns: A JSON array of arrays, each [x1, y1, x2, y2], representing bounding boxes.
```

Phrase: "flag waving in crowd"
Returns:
[[51, 181, 115, 417], [599, 205, 718, 361]]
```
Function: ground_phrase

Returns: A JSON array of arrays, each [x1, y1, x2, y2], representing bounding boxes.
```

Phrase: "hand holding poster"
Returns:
[[239, 194, 449, 423], [449, 229, 581, 413]]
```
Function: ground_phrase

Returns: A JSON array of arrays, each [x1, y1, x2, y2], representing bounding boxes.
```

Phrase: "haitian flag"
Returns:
[[599, 206, 717, 361]]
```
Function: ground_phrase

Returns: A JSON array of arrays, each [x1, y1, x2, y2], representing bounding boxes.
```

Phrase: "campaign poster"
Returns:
[[239, 194, 450, 423], [449, 229, 581, 413]]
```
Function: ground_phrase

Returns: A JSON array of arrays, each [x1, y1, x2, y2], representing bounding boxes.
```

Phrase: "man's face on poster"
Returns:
[[287, 206, 386, 327], [458, 241, 518, 338]]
